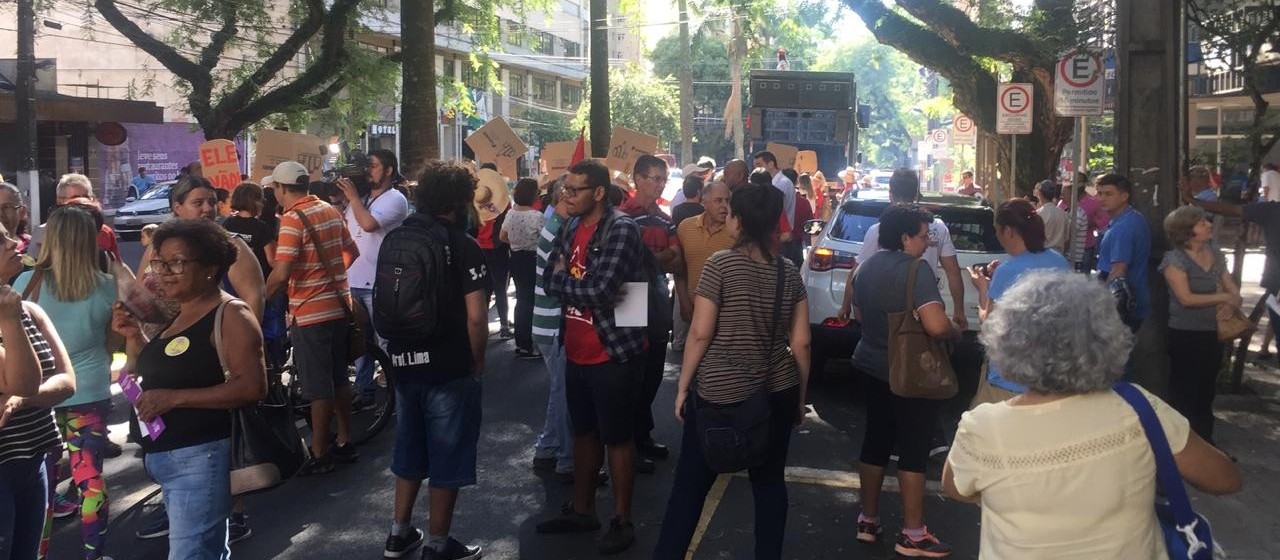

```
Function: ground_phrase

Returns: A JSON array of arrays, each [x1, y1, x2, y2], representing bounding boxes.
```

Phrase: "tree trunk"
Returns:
[[401, 0, 439, 179], [589, 0, 610, 157], [729, 6, 745, 159], [677, 0, 693, 165]]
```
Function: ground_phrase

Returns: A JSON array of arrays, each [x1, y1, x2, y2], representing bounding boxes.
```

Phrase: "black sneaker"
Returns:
[[331, 442, 359, 464], [894, 528, 953, 558], [531, 457, 557, 471], [229, 513, 252, 545], [384, 527, 423, 558], [298, 455, 336, 476], [103, 440, 124, 459], [636, 438, 669, 460], [135, 506, 169, 539], [635, 457, 656, 474], [422, 537, 481, 560], [535, 509, 601, 534], [597, 516, 635, 555]]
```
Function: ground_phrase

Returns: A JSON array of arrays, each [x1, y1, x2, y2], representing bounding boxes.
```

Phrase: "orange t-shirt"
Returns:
[[276, 196, 357, 327]]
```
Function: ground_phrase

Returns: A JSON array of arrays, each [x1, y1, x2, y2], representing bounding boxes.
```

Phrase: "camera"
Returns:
[[315, 142, 372, 200]]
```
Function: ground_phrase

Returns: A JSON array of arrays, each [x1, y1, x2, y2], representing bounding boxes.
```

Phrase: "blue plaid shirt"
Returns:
[[545, 208, 649, 363]]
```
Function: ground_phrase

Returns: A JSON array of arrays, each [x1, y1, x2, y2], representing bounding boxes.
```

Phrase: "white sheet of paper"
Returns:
[[615, 282, 649, 327]]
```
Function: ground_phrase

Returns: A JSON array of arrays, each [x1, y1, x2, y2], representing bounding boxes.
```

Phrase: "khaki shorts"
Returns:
[[970, 361, 1018, 409]]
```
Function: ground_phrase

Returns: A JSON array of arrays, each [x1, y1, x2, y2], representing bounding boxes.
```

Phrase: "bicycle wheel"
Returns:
[[287, 359, 395, 447]]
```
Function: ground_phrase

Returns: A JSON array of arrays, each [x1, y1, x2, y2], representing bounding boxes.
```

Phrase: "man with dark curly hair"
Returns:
[[379, 161, 488, 560]]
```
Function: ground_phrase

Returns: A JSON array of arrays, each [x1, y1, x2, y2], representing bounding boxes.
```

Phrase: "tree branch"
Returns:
[[435, 0, 457, 24], [93, 0, 206, 89], [198, 0, 239, 72], [893, 0, 1042, 66]]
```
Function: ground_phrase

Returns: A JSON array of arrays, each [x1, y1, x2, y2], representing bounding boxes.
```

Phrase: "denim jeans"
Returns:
[[510, 250, 537, 351], [351, 287, 387, 399], [534, 343, 573, 474], [0, 455, 48, 560], [653, 386, 798, 560], [392, 377, 483, 487], [144, 438, 231, 560]]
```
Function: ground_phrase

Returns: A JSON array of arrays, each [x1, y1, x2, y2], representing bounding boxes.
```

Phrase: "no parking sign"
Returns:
[[953, 115, 976, 145], [996, 83, 1033, 135], [1054, 49, 1104, 117]]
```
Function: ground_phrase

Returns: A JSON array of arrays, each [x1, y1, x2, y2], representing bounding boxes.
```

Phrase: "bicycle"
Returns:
[[275, 339, 396, 447]]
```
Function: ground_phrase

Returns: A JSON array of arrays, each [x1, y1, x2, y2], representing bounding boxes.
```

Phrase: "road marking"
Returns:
[[684, 474, 730, 560]]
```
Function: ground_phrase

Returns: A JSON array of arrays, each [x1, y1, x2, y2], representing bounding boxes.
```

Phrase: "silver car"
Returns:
[[112, 181, 175, 236]]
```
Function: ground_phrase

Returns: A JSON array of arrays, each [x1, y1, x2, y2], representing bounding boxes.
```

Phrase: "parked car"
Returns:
[[112, 181, 175, 237], [869, 170, 893, 189], [800, 194, 1008, 376]]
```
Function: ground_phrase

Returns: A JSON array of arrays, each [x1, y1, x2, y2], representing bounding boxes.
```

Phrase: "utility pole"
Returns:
[[729, 4, 745, 158], [16, 0, 41, 223], [588, 0, 610, 157], [677, 0, 693, 166]]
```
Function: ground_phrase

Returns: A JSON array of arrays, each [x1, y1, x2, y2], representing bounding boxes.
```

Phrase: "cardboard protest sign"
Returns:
[[198, 139, 240, 189], [765, 142, 799, 170], [605, 127, 660, 176], [795, 150, 818, 174], [252, 130, 326, 183], [465, 117, 526, 179], [541, 141, 578, 176]]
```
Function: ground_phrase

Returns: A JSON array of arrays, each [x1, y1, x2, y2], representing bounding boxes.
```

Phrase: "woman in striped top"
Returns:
[[0, 221, 77, 560], [654, 183, 811, 560]]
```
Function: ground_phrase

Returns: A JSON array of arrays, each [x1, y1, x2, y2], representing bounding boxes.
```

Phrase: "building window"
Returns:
[[505, 20, 525, 47], [563, 39, 581, 59], [533, 77, 556, 104], [1195, 108, 1218, 136], [462, 65, 484, 89], [443, 59, 457, 80], [509, 73, 527, 98], [529, 31, 555, 55], [561, 83, 582, 109], [1222, 107, 1255, 135]]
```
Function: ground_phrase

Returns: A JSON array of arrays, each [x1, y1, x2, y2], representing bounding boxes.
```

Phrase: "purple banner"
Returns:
[[92, 123, 246, 210]]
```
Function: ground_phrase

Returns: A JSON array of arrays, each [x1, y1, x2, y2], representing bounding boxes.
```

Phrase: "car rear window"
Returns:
[[829, 201, 1004, 253], [829, 202, 889, 242]]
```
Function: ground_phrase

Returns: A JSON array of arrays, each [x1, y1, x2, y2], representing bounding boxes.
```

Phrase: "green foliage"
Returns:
[[523, 108, 578, 145], [813, 38, 929, 168], [1088, 143, 1114, 175], [573, 65, 680, 147]]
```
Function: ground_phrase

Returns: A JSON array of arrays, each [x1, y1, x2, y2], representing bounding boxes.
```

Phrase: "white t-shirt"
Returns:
[[772, 172, 797, 230], [947, 385, 1190, 560], [857, 217, 956, 278], [1262, 169, 1280, 202], [344, 188, 409, 289], [1038, 203, 1070, 255]]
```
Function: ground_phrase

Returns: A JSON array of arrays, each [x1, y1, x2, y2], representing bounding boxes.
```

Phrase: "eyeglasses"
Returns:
[[150, 259, 191, 275], [560, 185, 596, 196], [0, 204, 21, 212]]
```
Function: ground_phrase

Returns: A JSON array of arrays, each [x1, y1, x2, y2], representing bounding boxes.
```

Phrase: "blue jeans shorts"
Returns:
[[144, 438, 232, 560], [392, 376, 482, 488]]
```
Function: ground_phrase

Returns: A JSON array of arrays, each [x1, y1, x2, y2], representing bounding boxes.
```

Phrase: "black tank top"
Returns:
[[136, 305, 230, 453]]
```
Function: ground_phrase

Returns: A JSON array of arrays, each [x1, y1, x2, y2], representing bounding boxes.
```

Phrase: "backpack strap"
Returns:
[[292, 209, 355, 321]]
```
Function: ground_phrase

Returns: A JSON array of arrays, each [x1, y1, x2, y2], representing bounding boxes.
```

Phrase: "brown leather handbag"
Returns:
[[887, 259, 958, 399]]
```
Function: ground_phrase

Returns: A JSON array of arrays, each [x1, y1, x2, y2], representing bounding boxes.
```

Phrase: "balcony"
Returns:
[[1189, 64, 1280, 97]]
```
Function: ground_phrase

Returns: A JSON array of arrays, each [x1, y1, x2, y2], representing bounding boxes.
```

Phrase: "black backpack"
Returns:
[[373, 213, 451, 341]]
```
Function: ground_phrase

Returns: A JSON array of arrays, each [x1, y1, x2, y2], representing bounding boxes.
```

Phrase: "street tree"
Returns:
[[93, 0, 399, 140], [572, 65, 680, 150], [843, 0, 1094, 196]]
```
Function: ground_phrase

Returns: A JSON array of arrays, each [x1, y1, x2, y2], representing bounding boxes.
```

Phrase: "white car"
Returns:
[[801, 194, 1010, 376], [112, 181, 175, 236]]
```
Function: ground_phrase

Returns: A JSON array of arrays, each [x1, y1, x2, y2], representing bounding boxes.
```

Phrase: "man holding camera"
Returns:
[[337, 149, 409, 410]]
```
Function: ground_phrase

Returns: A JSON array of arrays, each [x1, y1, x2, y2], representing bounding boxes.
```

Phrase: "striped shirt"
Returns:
[[277, 196, 357, 327], [0, 311, 61, 465], [532, 210, 566, 347], [694, 251, 806, 404]]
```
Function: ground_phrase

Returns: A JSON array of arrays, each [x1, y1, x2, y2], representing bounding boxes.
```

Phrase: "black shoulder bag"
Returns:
[[693, 256, 786, 473]]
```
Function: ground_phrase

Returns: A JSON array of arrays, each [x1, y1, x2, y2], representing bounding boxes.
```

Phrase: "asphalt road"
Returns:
[[47, 240, 983, 560]]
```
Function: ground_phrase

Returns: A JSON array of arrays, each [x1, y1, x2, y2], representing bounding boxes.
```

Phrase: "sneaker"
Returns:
[[103, 440, 124, 459], [298, 455, 337, 476], [531, 457, 557, 471], [635, 457, 656, 474], [535, 509, 601, 534], [422, 537, 481, 560], [894, 529, 953, 558], [135, 507, 170, 539], [856, 519, 882, 543], [52, 493, 78, 518], [597, 516, 635, 555], [229, 513, 252, 545], [331, 442, 360, 464], [498, 327, 514, 340], [384, 527, 424, 558]]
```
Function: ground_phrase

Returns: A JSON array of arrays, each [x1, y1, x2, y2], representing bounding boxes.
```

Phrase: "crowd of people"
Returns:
[[0, 148, 1258, 560]]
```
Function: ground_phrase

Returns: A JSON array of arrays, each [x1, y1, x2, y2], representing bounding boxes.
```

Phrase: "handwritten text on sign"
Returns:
[[198, 139, 240, 189]]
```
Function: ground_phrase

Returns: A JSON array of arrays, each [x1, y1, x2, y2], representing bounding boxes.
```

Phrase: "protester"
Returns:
[[500, 178, 546, 358], [0, 182, 30, 254], [670, 158, 715, 208], [380, 161, 487, 560], [1033, 180, 1070, 254], [1187, 165, 1217, 202], [793, 174, 816, 249], [338, 150, 410, 409], [531, 179, 575, 482], [265, 162, 360, 474], [673, 181, 733, 358], [654, 183, 810, 559], [535, 159, 648, 554], [967, 199, 1069, 405], [671, 175, 705, 228], [222, 183, 277, 275], [722, 159, 749, 192], [15, 206, 118, 560], [848, 205, 959, 557], [215, 189, 232, 221], [53, 174, 121, 263], [475, 170, 513, 340], [113, 218, 266, 560], [1095, 173, 1151, 332], [1059, 180, 1108, 272], [1160, 206, 1241, 443], [945, 270, 1242, 558], [751, 151, 797, 242], [0, 219, 76, 560], [956, 171, 982, 197], [619, 154, 680, 466]]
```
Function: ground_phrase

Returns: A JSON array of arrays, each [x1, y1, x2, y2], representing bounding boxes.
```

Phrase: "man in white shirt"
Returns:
[[337, 149, 410, 409], [1034, 180, 1070, 254], [1262, 163, 1280, 202], [752, 150, 796, 229], [839, 169, 968, 330]]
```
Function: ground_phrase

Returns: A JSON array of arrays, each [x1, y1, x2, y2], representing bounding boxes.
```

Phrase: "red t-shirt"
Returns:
[[564, 222, 610, 365]]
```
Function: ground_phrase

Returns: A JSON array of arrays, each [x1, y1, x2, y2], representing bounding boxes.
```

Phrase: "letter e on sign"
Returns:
[[996, 83, 1034, 135]]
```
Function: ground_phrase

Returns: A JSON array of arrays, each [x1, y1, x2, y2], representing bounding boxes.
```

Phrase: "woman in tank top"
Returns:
[[0, 220, 76, 560], [112, 218, 266, 560]]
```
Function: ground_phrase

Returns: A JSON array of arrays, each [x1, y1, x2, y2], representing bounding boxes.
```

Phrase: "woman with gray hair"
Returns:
[[1160, 205, 1240, 444], [945, 270, 1241, 559]]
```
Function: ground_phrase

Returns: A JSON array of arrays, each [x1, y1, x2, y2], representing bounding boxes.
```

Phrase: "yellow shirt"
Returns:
[[677, 213, 736, 293]]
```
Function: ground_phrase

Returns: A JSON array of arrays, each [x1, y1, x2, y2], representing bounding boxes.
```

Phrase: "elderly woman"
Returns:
[[968, 199, 1069, 405], [849, 205, 958, 556], [1160, 206, 1240, 444], [655, 183, 810, 559], [0, 219, 76, 560], [16, 206, 119, 560], [113, 219, 267, 560], [945, 270, 1241, 558]]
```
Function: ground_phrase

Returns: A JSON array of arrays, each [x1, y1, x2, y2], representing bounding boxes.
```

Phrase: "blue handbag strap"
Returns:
[[1112, 382, 1198, 529]]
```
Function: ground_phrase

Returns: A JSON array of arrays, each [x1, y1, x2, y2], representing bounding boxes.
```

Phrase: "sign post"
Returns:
[[996, 83, 1034, 200], [1054, 50, 1104, 267]]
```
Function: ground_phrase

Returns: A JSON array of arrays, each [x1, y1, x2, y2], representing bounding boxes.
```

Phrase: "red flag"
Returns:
[[569, 128, 586, 166]]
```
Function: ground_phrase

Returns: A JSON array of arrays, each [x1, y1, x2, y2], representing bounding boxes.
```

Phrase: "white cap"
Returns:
[[266, 161, 309, 186], [682, 164, 704, 176]]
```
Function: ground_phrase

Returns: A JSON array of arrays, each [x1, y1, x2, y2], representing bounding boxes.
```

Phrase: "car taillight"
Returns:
[[808, 247, 856, 272]]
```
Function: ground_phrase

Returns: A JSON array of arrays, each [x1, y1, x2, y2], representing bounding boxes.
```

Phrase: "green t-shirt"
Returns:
[[14, 270, 117, 407]]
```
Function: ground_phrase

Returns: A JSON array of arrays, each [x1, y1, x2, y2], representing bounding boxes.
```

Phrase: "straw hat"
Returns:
[[473, 168, 510, 222]]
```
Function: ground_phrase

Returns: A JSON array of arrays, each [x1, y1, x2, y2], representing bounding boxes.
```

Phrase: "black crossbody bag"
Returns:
[[693, 256, 785, 473]]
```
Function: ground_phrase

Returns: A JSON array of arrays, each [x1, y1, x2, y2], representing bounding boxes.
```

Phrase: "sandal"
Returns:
[[515, 347, 542, 359]]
